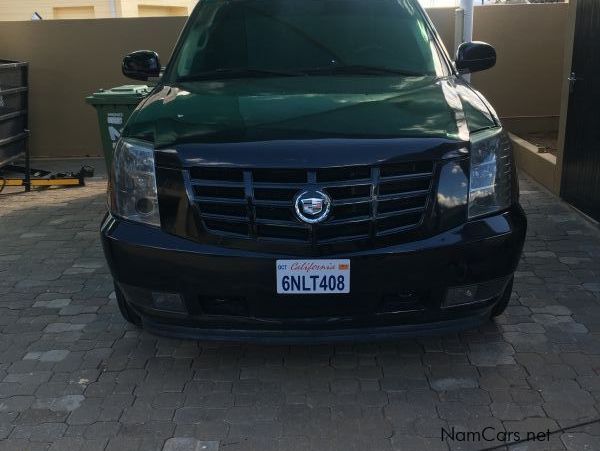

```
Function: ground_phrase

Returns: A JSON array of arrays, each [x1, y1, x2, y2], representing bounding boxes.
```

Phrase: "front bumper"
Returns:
[[101, 205, 526, 342]]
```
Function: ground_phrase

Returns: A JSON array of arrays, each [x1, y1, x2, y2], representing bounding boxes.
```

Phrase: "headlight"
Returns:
[[109, 138, 160, 227], [468, 128, 513, 219]]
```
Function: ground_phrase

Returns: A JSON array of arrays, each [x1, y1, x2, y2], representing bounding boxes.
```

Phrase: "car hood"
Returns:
[[124, 75, 497, 148]]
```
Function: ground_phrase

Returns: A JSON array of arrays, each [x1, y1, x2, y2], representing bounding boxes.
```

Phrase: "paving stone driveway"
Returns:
[[1, 174, 600, 451]]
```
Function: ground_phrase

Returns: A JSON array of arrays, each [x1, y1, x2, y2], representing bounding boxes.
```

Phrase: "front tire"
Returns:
[[491, 276, 514, 318], [113, 282, 142, 326]]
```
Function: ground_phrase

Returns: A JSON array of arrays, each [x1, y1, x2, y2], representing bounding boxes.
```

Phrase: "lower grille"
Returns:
[[188, 162, 434, 244]]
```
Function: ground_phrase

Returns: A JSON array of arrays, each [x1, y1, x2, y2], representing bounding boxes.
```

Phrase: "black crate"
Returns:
[[0, 111, 27, 138], [0, 87, 27, 116], [0, 61, 27, 90], [0, 59, 28, 168], [0, 134, 27, 167]]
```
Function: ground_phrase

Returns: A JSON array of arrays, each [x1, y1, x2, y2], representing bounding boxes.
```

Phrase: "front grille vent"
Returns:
[[188, 162, 434, 244]]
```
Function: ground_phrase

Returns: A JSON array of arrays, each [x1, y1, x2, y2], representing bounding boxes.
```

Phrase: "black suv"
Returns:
[[101, 0, 527, 342]]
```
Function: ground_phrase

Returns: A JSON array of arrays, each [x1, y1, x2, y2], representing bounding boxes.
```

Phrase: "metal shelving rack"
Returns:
[[0, 59, 30, 190]]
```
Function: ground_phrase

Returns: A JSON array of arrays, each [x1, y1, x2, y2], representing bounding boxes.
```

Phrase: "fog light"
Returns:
[[120, 284, 187, 313], [151, 292, 186, 313], [444, 277, 509, 308]]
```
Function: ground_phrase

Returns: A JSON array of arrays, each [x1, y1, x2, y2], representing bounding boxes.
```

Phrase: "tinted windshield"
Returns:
[[167, 0, 448, 81]]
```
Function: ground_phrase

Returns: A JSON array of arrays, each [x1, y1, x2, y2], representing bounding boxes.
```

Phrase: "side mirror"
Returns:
[[455, 41, 496, 74], [122, 50, 161, 81]]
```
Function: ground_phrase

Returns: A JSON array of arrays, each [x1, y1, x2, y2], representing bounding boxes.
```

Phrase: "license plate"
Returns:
[[276, 259, 350, 294]]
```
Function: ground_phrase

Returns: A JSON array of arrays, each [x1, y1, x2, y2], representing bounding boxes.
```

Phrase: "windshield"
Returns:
[[167, 0, 448, 82]]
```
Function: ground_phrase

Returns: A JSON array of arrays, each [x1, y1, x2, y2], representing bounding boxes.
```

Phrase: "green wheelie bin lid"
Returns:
[[85, 84, 151, 105]]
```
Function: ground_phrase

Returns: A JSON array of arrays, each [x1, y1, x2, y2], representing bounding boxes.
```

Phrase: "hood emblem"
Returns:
[[294, 190, 331, 224]]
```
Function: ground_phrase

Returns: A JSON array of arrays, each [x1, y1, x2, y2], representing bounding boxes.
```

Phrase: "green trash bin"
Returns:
[[86, 85, 151, 170]]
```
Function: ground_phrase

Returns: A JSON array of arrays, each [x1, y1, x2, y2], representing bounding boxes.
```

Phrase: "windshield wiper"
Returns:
[[301, 65, 425, 77], [178, 67, 304, 81]]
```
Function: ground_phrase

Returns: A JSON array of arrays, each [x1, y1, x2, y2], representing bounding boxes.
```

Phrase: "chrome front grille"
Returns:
[[188, 162, 435, 244]]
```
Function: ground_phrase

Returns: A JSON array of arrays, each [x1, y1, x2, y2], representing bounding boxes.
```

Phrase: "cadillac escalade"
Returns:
[[101, 0, 527, 342]]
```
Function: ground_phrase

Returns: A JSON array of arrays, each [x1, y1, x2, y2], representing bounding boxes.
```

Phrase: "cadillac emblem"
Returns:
[[294, 189, 331, 224]]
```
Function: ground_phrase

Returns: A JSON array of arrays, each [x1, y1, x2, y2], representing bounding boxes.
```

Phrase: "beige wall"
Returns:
[[0, 17, 187, 158], [136, 5, 188, 17], [53, 6, 97, 19], [0, 0, 197, 20], [0, 0, 116, 20], [0, 5, 569, 158], [471, 3, 569, 132], [120, 0, 196, 18], [426, 7, 459, 56]]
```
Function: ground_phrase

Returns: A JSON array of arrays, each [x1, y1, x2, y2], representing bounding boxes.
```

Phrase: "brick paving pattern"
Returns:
[[0, 175, 600, 450]]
